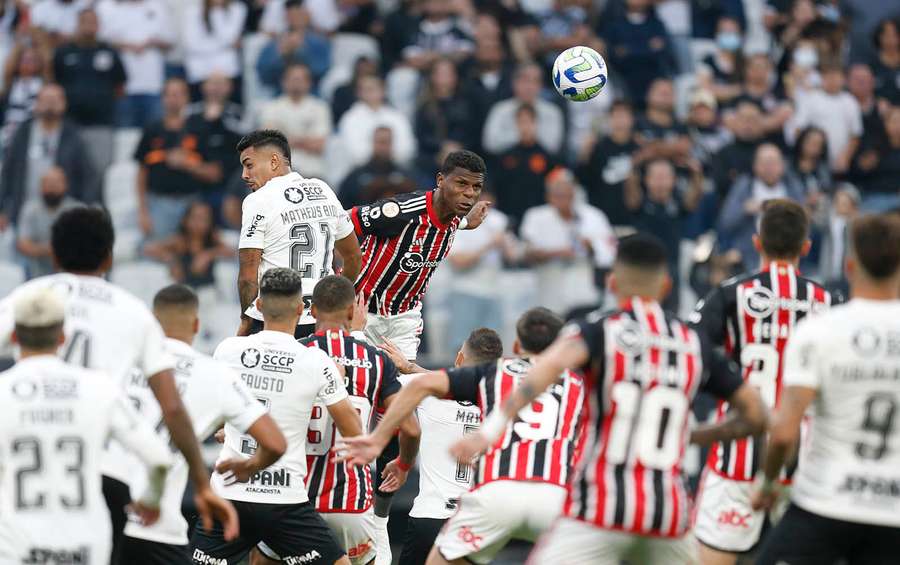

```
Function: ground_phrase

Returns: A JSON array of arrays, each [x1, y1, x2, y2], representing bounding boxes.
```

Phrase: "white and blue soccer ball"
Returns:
[[552, 46, 608, 102]]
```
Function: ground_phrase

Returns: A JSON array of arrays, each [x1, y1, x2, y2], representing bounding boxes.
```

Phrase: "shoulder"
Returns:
[[213, 336, 248, 360]]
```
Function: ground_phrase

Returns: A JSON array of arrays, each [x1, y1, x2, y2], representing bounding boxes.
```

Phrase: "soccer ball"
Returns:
[[552, 46, 608, 102]]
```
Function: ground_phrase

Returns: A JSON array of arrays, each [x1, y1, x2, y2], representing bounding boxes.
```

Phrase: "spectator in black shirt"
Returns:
[[851, 105, 900, 211], [53, 8, 125, 177], [491, 103, 556, 225], [869, 16, 900, 105], [578, 100, 641, 226], [724, 53, 793, 144], [635, 78, 692, 166], [135, 78, 220, 243], [330, 56, 378, 125], [339, 126, 416, 208], [711, 99, 766, 198], [847, 63, 887, 147], [459, 35, 514, 152], [414, 58, 474, 181]]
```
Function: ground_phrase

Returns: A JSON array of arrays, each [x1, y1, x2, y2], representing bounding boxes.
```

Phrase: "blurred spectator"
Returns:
[[711, 100, 766, 197], [459, 36, 514, 150], [220, 170, 249, 231], [338, 126, 415, 208], [0, 1, 27, 58], [331, 56, 378, 125], [257, 0, 331, 91], [789, 61, 861, 172], [815, 182, 859, 292], [399, 0, 474, 70], [686, 89, 732, 170], [97, 0, 174, 128], [718, 143, 805, 269], [30, 0, 90, 46], [482, 62, 564, 155], [520, 168, 615, 315], [53, 8, 126, 177], [847, 62, 887, 143], [850, 105, 900, 211], [635, 78, 691, 165], [491, 103, 557, 224], [792, 126, 832, 196], [0, 83, 95, 229], [135, 79, 221, 242], [600, 0, 675, 105], [337, 75, 415, 168], [414, 58, 474, 180], [624, 158, 703, 309], [445, 192, 516, 351], [16, 167, 81, 279], [534, 0, 597, 67], [381, 0, 422, 72], [143, 200, 234, 288], [697, 17, 744, 103], [578, 100, 640, 226], [261, 0, 369, 35], [258, 63, 331, 179], [727, 54, 793, 143], [182, 0, 247, 100], [869, 16, 900, 105], [1, 44, 49, 149], [691, 0, 745, 41]]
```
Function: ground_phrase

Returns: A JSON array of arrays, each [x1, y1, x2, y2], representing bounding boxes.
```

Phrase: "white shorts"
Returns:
[[528, 517, 698, 565], [363, 307, 424, 360], [258, 508, 376, 565], [435, 481, 566, 565], [694, 471, 789, 553]]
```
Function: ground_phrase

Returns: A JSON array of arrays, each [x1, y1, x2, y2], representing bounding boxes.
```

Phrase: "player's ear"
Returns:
[[310, 304, 319, 320], [606, 271, 617, 294], [255, 297, 263, 313], [844, 255, 856, 280], [659, 272, 673, 301], [9, 330, 18, 346], [801, 238, 812, 257], [192, 316, 200, 336], [454, 349, 464, 368], [512, 339, 522, 356], [56, 331, 65, 348], [435, 172, 444, 188], [752, 234, 762, 254]]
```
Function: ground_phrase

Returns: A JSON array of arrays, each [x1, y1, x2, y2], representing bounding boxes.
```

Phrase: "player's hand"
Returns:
[[449, 431, 490, 462], [750, 478, 782, 512], [333, 434, 384, 466], [351, 293, 368, 332], [215, 457, 256, 485], [214, 428, 226, 444], [128, 500, 161, 526], [380, 339, 414, 374], [379, 458, 411, 493], [194, 485, 239, 541], [464, 200, 491, 230]]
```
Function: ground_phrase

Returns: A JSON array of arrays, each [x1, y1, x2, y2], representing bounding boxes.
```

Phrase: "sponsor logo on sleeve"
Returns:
[[382, 201, 400, 218], [244, 214, 264, 238]]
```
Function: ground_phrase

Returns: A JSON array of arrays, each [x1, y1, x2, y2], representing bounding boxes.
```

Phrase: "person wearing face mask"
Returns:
[[0, 83, 96, 231], [15, 166, 82, 279], [698, 17, 744, 103]]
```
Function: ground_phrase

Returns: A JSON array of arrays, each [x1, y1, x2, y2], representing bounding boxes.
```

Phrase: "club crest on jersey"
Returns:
[[614, 320, 645, 356], [741, 286, 777, 319], [241, 348, 261, 368], [382, 201, 400, 218], [284, 186, 305, 204], [851, 327, 882, 356]]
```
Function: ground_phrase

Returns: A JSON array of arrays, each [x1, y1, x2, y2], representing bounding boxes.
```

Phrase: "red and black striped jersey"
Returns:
[[445, 357, 586, 489], [690, 262, 832, 481], [564, 298, 743, 537], [350, 190, 460, 316], [299, 329, 401, 512]]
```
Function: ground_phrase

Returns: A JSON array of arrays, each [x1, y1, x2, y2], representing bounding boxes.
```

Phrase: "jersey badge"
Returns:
[[241, 348, 261, 368], [382, 201, 400, 218], [284, 186, 305, 204]]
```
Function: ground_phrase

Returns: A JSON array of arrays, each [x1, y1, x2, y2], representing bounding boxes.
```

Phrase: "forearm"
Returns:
[[238, 276, 259, 316], [690, 413, 761, 447], [245, 443, 282, 474], [397, 417, 420, 465], [762, 436, 792, 482], [161, 403, 209, 489], [372, 381, 433, 445]]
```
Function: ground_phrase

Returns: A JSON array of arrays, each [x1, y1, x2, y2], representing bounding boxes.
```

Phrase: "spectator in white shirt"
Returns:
[[30, 0, 90, 46], [519, 168, 615, 315], [97, 0, 174, 127], [337, 75, 416, 168], [482, 62, 564, 155], [260, 0, 348, 35], [258, 62, 332, 179], [181, 0, 247, 99], [789, 61, 863, 173]]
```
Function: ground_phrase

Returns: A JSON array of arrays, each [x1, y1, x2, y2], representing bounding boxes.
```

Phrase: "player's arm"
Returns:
[[237, 248, 262, 329], [328, 398, 364, 438], [380, 338, 426, 374], [237, 197, 265, 335], [378, 394, 422, 493], [334, 232, 362, 283], [215, 414, 287, 483], [689, 285, 728, 346]]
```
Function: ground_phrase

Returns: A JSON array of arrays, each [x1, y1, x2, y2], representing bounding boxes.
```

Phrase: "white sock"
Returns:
[[373, 515, 391, 565]]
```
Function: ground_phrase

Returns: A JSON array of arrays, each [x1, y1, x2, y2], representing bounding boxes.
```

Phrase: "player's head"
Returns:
[[514, 307, 564, 356], [257, 268, 304, 327], [752, 199, 811, 264], [436, 150, 486, 218], [310, 275, 356, 330], [153, 284, 200, 345], [11, 286, 66, 355], [609, 233, 671, 302], [51, 206, 114, 275], [455, 327, 503, 368], [846, 213, 900, 294], [236, 129, 292, 191]]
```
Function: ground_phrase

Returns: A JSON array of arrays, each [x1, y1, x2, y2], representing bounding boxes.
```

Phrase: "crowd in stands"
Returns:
[[0, 0, 899, 357]]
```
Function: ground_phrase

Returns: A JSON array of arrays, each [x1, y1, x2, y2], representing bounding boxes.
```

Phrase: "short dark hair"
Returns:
[[615, 233, 668, 271], [236, 129, 291, 164], [516, 307, 564, 354], [515, 102, 537, 120], [312, 275, 355, 313], [441, 150, 486, 176], [758, 199, 809, 259], [850, 214, 900, 280], [610, 99, 633, 113], [51, 207, 114, 272], [463, 328, 504, 364], [260, 268, 303, 298], [284, 61, 310, 76], [153, 284, 199, 311], [15, 323, 63, 350]]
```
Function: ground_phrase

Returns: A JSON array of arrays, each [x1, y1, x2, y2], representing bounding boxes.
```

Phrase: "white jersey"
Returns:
[[212, 330, 348, 504], [398, 374, 482, 519], [0, 273, 174, 483], [239, 172, 354, 325], [784, 298, 900, 527], [124, 338, 267, 545], [0, 356, 171, 564]]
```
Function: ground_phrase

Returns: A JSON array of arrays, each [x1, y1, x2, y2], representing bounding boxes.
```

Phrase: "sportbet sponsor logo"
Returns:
[[399, 252, 440, 273]]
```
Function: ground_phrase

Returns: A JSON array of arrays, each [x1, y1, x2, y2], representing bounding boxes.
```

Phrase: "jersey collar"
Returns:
[[260, 171, 302, 193], [618, 296, 662, 311], [314, 328, 349, 337], [761, 261, 799, 275], [164, 337, 196, 356]]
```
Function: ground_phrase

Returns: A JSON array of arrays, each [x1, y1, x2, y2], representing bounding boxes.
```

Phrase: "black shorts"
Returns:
[[398, 517, 445, 565], [190, 500, 344, 565], [249, 319, 316, 340], [102, 476, 131, 565], [757, 503, 900, 565], [121, 536, 190, 565], [374, 435, 401, 497]]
